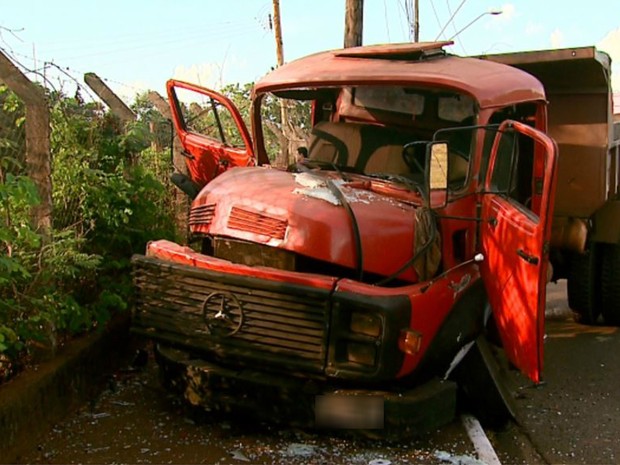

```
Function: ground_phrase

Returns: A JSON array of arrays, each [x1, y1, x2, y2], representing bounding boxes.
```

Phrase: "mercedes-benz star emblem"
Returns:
[[201, 291, 244, 337]]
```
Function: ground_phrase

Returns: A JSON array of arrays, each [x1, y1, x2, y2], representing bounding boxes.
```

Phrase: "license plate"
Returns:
[[315, 394, 384, 429]]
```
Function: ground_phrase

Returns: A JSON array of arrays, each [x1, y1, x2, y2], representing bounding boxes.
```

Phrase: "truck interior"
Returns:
[[259, 85, 476, 191]]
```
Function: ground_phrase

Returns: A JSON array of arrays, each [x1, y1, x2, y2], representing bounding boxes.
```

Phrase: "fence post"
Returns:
[[147, 91, 189, 242], [146, 91, 185, 165], [84, 72, 140, 166], [83, 72, 136, 123], [0, 50, 52, 235]]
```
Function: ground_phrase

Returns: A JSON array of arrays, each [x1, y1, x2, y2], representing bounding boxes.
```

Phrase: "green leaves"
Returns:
[[0, 86, 176, 368], [0, 174, 40, 287], [0, 326, 21, 354]]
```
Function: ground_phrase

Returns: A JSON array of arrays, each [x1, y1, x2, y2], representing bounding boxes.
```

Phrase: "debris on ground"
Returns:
[[435, 450, 486, 465]]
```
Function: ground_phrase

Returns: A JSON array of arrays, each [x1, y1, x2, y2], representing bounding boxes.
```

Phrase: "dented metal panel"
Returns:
[[189, 167, 420, 281]]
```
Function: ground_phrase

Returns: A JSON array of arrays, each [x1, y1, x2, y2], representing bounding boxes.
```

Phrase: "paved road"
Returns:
[[17, 280, 620, 465], [493, 280, 620, 465]]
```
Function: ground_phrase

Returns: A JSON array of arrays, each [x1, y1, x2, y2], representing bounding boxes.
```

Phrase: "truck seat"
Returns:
[[307, 121, 363, 166], [307, 121, 416, 177]]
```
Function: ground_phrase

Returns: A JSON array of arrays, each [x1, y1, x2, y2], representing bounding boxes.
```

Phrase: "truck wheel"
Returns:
[[567, 246, 601, 325], [601, 244, 620, 326], [452, 336, 515, 429]]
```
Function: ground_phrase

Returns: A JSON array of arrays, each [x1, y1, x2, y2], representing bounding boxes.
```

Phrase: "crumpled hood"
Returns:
[[189, 166, 427, 281]]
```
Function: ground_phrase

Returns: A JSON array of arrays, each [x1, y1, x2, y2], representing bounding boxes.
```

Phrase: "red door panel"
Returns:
[[166, 80, 255, 188], [480, 120, 558, 383]]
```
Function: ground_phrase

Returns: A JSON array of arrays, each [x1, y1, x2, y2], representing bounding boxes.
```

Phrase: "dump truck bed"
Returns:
[[481, 46, 618, 219]]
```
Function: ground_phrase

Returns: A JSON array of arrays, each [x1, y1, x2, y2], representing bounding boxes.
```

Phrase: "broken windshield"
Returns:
[[256, 85, 477, 192]]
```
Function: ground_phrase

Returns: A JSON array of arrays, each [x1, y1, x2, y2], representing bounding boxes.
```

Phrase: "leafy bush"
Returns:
[[0, 86, 177, 375]]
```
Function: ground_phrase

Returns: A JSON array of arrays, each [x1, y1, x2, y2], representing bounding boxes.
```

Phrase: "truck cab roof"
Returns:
[[254, 41, 546, 109]]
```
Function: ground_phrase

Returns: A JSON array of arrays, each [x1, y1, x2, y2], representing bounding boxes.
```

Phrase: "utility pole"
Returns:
[[414, 0, 420, 42], [405, 0, 419, 42], [272, 0, 284, 67], [271, 0, 290, 166], [344, 0, 363, 48]]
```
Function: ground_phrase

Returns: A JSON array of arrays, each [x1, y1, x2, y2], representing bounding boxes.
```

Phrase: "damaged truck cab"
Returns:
[[132, 41, 558, 432]]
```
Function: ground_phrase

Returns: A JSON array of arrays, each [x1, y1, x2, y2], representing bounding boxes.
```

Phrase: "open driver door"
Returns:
[[166, 80, 258, 190], [479, 120, 558, 383]]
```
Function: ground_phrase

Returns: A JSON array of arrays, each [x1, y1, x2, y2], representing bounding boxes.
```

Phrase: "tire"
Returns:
[[601, 244, 620, 326], [567, 245, 601, 325], [452, 337, 515, 429]]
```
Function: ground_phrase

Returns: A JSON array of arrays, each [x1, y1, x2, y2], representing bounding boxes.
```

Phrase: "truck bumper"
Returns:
[[155, 344, 457, 437]]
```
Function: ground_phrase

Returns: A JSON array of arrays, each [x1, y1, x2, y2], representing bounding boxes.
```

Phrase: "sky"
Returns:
[[1, 0, 619, 105]]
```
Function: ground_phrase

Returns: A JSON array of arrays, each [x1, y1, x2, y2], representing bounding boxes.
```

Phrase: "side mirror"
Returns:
[[425, 141, 449, 208], [429, 142, 448, 189]]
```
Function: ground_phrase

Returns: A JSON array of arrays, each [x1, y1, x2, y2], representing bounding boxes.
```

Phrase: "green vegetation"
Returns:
[[0, 79, 309, 380], [0, 85, 177, 379]]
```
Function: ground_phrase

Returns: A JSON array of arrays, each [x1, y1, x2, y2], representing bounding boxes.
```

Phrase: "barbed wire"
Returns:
[[0, 42, 153, 116], [0, 45, 58, 93], [0, 24, 161, 111], [43, 61, 99, 103], [0, 25, 24, 55]]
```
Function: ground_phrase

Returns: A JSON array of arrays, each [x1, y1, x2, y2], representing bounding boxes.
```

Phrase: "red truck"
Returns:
[[132, 41, 616, 432]]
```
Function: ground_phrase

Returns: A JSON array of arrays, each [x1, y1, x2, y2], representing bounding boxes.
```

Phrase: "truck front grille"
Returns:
[[132, 255, 330, 373]]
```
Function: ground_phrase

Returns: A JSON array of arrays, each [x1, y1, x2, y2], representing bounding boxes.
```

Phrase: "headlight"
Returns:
[[345, 341, 377, 366], [350, 312, 382, 337], [327, 293, 410, 380]]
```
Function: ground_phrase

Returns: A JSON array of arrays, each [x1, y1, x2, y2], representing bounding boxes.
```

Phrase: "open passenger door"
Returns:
[[479, 120, 558, 383], [166, 80, 255, 189]]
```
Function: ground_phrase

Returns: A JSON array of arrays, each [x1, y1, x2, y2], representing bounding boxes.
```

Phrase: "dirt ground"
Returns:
[[12, 280, 620, 465], [16, 357, 483, 465]]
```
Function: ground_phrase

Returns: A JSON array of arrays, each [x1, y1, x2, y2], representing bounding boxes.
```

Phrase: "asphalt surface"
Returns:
[[492, 280, 620, 465]]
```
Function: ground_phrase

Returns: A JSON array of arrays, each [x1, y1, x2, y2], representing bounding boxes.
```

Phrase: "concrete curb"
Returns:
[[0, 315, 133, 464]]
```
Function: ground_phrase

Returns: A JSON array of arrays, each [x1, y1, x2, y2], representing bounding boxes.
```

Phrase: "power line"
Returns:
[[404, 0, 414, 41], [383, 0, 392, 42], [0, 25, 24, 44], [51, 25, 258, 62], [435, 0, 467, 40], [39, 20, 256, 56], [398, 0, 409, 41], [1, 17, 268, 99], [429, 0, 444, 33], [64, 30, 254, 60]]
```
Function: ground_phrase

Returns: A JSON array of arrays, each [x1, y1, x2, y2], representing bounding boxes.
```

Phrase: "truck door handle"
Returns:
[[516, 249, 539, 265]]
